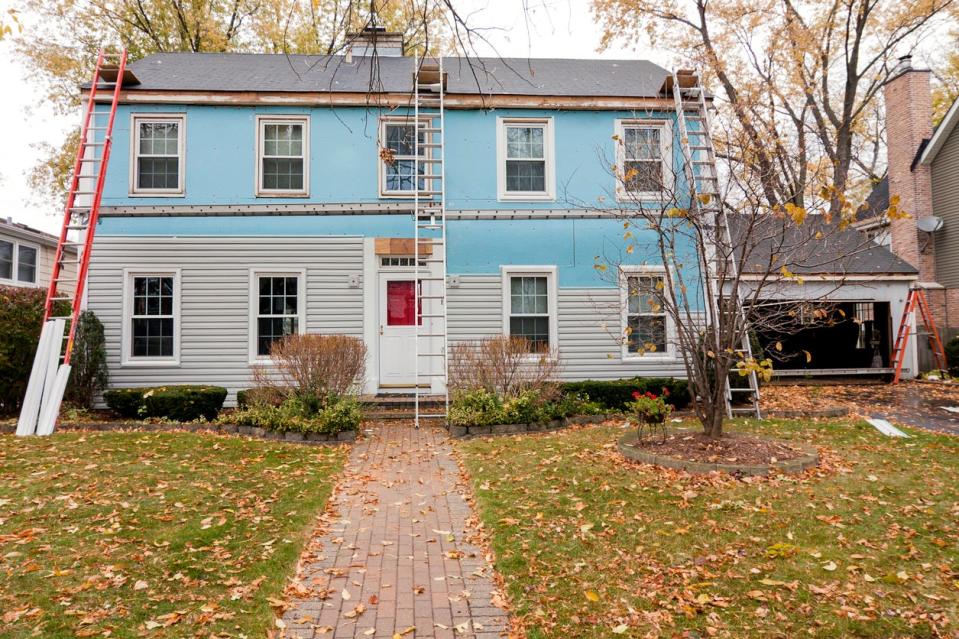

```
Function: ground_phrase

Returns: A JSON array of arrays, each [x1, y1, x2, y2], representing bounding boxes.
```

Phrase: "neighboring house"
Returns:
[[859, 55, 959, 335], [0, 217, 76, 290], [80, 30, 918, 403]]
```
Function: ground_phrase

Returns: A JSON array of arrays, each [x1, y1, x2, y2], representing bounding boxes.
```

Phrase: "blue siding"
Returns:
[[97, 215, 702, 296], [101, 105, 688, 209]]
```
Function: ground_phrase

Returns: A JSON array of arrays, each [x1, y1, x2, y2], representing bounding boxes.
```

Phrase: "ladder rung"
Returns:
[[66, 225, 90, 231], [417, 413, 447, 418]]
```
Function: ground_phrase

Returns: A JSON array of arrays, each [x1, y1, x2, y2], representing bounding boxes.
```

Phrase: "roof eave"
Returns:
[[919, 95, 959, 165]]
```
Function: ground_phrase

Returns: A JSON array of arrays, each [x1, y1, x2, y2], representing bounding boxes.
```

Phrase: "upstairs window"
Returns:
[[17, 245, 37, 284], [497, 118, 555, 200], [257, 117, 309, 196], [380, 120, 426, 195], [132, 115, 184, 195], [0, 240, 13, 280], [616, 120, 671, 199]]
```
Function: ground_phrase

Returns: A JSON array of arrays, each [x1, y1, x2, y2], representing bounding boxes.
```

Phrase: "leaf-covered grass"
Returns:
[[457, 419, 959, 638], [0, 431, 346, 638]]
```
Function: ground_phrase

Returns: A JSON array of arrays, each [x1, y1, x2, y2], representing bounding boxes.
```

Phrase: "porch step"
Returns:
[[363, 409, 447, 421], [360, 393, 446, 410]]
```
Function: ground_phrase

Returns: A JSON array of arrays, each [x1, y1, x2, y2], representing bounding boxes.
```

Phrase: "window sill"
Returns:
[[498, 192, 555, 202], [254, 191, 310, 198], [615, 191, 670, 204], [120, 359, 181, 368], [128, 191, 185, 198]]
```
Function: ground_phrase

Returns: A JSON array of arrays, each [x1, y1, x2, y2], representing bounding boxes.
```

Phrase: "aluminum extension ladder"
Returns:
[[412, 55, 449, 428], [671, 69, 761, 419], [17, 49, 128, 436]]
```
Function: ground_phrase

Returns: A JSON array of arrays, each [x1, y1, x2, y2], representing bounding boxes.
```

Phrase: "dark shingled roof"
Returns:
[[122, 53, 671, 97], [857, 176, 888, 222], [729, 214, 918, 276]]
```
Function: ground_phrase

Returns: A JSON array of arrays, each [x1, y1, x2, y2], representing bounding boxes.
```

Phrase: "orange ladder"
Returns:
[[16, 49, 128, 436], [891, 287, 947, 383]]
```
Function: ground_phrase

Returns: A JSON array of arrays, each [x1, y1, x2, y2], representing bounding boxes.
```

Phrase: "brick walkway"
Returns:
[[282, 423, 509, 639]]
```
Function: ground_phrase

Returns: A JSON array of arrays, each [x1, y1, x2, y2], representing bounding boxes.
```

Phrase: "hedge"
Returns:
[[0, 286, 70, 416], [946, 335, 959, 376], [559, 377, 690, 411], [104, 385, 228, 422]]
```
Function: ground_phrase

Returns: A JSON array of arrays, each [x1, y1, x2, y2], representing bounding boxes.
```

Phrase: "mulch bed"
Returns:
[[626, 429, 809, 465]]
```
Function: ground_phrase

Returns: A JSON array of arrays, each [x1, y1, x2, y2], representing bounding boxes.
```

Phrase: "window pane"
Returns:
[[262, 158, 304, 190], [137, 157, 179, 190], [624, 127, 661, 160], [16, 245, 37, 283], [257, 316, 298, 356], [628, 315, 666, 353], [386, 124, 419, 156], [132, 317, 174, 357], [386, 159, 425, 192], [624, 160, 663, 193], [0, 240, 13, 279], [627, 276, 663, 314], [506, 126, 544, 159], [139, 121, 179, 156], [509, 316, 549, 350], [386, 280, 417, 326], [506, 160, 546, 192], [510, 276, 548, 314]]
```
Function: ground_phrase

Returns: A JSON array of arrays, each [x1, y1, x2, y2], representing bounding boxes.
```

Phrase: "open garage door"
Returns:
[[752, 301, 893, 377]]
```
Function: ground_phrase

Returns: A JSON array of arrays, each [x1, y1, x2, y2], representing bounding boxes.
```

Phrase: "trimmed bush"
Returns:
[[236, 389, 250, 409], [103, 388, 145, 418], [226, 394, 361, 434], [104, 385, 227, 421], [559, 377, 689, 412], [0, 286, 69, 416], [65, 311, 109, 409]]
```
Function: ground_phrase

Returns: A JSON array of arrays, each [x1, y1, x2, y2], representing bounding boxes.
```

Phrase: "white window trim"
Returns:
[[500, 265, 559, 354], [248, 268, 307, 364], [255, 115, 310, 197], [0, 238, 40, 287], [620, 265, 677, 360], [497, 117, 556, 201], [121, 269, 182, 367], [614, 118, 673, 202], [129, 113, 186, 197], [378, 117, 429, 198]]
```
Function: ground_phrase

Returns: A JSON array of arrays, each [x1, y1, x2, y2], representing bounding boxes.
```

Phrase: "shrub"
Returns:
[[226, 394, 361, 434], [946, 335, 959, 376], [103, 388, 145, 418], [65, 311, 109, 409], [0, 286, 69, 416], [252, 334, 367, 401], [448, 388, 601, 427], [448, 336, 562, 399], [104, 385, 227, 421], [559, 378, 690, 411]]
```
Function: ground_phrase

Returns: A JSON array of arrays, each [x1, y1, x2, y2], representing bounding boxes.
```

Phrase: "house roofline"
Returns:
[[86, 88, 683, 111], [919, 95, 959, 165]]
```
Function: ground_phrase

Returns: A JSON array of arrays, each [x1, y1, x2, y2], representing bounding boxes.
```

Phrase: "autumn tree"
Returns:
[[593, 0, 956, 211], [592, 119, 882, 438]]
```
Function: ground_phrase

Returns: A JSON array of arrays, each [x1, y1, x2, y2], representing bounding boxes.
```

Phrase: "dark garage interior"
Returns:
[[752, 301, 893, 375]]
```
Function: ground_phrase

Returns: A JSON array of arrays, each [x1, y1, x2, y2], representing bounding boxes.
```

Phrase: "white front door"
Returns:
[[378, 273, 419, 387]]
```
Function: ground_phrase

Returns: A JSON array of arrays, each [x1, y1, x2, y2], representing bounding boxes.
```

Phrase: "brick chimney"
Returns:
[[884, 55, 935, 281], [347, 24, 406, 57]]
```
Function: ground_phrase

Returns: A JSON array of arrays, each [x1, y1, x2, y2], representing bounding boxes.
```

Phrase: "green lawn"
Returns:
[[0, 431, 346, 638], [457, 419, 959, 638]]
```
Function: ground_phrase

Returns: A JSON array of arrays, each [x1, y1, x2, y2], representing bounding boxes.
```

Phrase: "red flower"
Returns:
[[631, 391, 642, 400], [662, 387, 670, 397], [645, 391, 657, 399]]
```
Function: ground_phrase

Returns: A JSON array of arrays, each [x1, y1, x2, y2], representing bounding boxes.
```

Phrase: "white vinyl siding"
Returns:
[[131, 115, 185, 195], [88, 236, 363, 404]]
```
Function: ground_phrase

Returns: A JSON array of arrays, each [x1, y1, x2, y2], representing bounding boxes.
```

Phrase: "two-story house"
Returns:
[[84, 33, 698, 404], [1, 217, 77, 290]]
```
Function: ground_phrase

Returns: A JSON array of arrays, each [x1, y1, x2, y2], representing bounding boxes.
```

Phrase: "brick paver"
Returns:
[[282, 422, 509, 638]]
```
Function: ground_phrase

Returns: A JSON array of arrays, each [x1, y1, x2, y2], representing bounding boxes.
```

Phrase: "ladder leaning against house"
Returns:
[[671, 70, 762, 419], [412, 55, 450, 428], [16, 49, 129, 437], [890, 287, 947, 383]]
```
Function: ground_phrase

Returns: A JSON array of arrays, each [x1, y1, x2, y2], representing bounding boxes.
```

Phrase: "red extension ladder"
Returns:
[[891, 287, 948, 384], [16, 49, 128, 436]]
